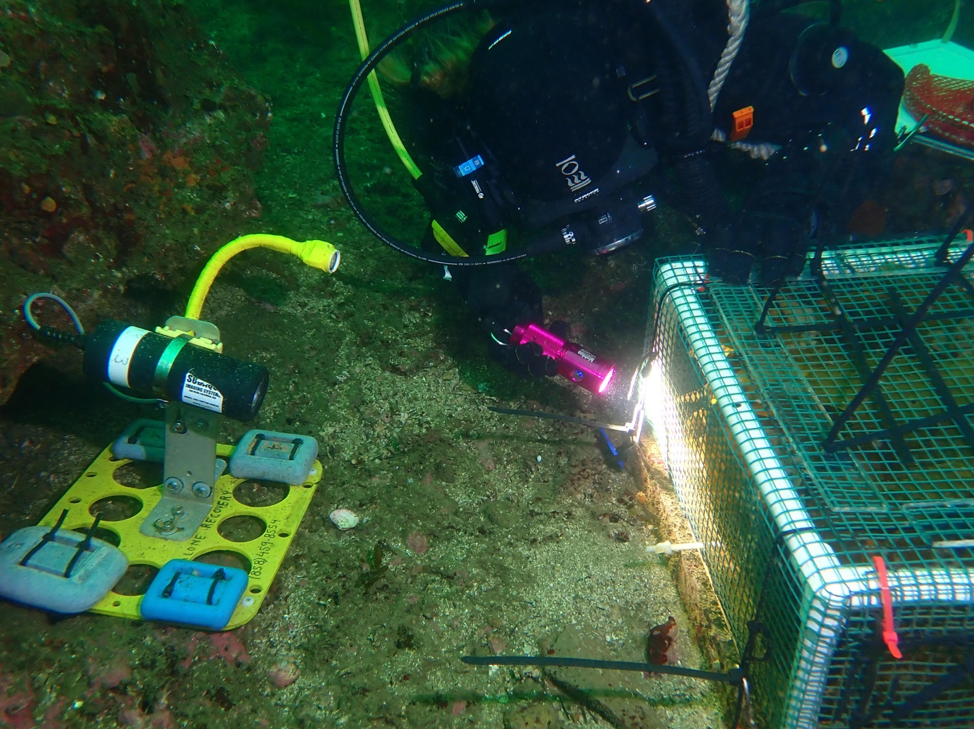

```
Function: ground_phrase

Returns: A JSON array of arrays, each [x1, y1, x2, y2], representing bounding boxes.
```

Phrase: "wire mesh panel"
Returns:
[[648, 236, 974, 729]]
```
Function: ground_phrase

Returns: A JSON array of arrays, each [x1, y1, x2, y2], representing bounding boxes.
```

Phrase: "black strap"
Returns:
[[161, 571, 180, 599], [18, 509, 69, 568], [207, 568, 227, 605], [63, 516, 102, 578]]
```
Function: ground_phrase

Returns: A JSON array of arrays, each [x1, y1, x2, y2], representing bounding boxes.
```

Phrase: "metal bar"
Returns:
[[892, 655, 974, 722], [756, 307, 974, 336], [888, 288, 974, 451], [824, 222, 974, 454], [460, 654, 741, 684], [827, 298, 914, 463], [825, 400, 974, 453], [802, 237, 914, 461]]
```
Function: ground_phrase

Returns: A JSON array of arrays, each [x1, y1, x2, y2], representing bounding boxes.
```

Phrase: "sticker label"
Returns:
[[107, 326, 149, 388], [182, 372, 224, 413]]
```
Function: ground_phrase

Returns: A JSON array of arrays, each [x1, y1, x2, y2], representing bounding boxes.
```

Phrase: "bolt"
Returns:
[[195, 419, 208, 431], [154, 506, 185, 535], [171, 420, 187, 434], [164, 477, 184, 494], [192, 481, 212, 498], [154, 516, 177, 534]]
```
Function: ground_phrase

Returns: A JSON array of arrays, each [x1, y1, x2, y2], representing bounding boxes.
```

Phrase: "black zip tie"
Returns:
[[63, 515, 102, 579], [19, 509, 69, 567], [161, 571, 181, 599], [206, 568, 227, 605]]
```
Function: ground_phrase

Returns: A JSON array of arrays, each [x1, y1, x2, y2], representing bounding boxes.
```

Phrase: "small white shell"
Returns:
[[329, 508, 360, 530]]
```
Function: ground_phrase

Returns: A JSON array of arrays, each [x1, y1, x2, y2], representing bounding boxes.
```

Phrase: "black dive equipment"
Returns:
[[334, 0, 660, 267], [83, 320, 269, 421], [336, 0, 849, 267], [788, 22, 857, 96]]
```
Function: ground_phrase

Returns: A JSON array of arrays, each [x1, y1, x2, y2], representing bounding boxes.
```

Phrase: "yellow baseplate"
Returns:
[[39, 443, 320, 630]]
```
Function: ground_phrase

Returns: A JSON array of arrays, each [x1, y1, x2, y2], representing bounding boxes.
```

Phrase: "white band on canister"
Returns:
[[107, 326, 149, 388]]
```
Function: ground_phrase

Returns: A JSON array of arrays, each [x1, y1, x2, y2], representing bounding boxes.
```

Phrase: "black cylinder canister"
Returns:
[[83, 319, 269, 421]]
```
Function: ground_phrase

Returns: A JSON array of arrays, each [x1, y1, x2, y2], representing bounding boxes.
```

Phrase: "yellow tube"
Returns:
[[348, 0, 423, 180], [943, 0, 961, 43], [185, 234, 340, 320]]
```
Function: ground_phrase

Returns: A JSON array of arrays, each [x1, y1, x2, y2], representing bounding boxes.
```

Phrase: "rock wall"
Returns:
[[0, 0, 270, 402]]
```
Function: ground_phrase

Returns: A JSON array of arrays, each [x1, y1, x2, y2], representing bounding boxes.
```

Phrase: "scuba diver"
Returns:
[[339, 0, 905, 381]]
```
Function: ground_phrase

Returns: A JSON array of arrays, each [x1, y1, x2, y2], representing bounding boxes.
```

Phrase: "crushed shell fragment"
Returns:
[[329, 508, 360, 530]]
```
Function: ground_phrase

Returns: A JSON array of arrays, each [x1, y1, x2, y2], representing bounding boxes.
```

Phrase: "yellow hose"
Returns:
[[348, 0, 423, 180], [943, 0, 961, 43], [185, 235, 340, 320]]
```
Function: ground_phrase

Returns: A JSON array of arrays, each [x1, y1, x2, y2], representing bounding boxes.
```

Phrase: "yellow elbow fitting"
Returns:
[[298, 239, 341, 273]]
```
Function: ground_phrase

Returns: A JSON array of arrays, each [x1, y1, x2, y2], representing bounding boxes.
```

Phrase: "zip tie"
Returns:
[[647, 541, 705, 556], [872, 555, 902, 659]]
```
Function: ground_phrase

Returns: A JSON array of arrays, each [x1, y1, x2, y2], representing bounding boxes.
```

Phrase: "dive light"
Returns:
[[83, 320, 269, 421], [509, 323, 616, 395]]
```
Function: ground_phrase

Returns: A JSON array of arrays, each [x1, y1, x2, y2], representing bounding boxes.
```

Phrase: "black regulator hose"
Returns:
[[645, 1, 714, 147], [646, 0, 732, 229], [334, 0, 569, 267]]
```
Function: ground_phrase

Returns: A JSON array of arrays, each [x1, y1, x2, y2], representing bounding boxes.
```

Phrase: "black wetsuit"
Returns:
[[433, 0, 904, 369]]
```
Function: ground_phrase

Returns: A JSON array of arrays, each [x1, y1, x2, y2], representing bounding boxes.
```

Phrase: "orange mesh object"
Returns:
[[903, 64, 974, 150]]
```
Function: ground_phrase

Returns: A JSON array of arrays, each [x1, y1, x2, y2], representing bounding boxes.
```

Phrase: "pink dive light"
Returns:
[[509, 323, 616, 395]]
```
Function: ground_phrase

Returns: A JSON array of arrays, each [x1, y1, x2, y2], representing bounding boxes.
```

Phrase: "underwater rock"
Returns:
[[0, 0, 269, 405], [268, 661, 299, 688]]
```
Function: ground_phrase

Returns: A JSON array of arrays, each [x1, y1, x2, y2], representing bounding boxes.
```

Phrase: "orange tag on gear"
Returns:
[[729, 106, 754, 142]]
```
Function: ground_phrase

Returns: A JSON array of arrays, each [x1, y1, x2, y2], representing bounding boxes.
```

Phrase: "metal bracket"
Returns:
[[140, 402, 226, 541]]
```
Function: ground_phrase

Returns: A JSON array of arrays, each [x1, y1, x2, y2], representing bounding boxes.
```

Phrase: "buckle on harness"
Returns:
[[628, 75, 659, 102]]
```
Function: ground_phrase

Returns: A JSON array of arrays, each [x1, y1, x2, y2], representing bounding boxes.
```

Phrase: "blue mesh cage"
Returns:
[[647, 235, 974, 729]]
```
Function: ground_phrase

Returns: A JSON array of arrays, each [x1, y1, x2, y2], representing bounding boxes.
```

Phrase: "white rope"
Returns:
[[707, 0, 750, 110], [711, 127, 781, 160]]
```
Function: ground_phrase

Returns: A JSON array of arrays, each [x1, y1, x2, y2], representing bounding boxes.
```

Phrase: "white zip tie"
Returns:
[[647, 540, 705, 556]]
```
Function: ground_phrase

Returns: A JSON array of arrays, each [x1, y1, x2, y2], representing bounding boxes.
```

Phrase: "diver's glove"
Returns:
[[706, 223, 752, 285], [451, 263, 557, 378], [708, 192, 814, 286], [710, 127, 855, 286], [491, 337, 559, 378], [741, 191, 815, 286], [488, 320, 571, 379]]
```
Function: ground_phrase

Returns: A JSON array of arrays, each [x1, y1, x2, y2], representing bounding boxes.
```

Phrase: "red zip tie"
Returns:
[[872, 555, 902, 659]]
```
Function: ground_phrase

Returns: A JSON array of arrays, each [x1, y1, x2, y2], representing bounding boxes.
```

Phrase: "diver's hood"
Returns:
[[468, 10, 657, 229]]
